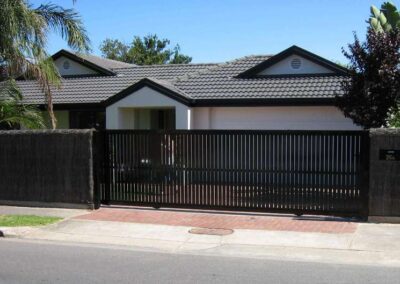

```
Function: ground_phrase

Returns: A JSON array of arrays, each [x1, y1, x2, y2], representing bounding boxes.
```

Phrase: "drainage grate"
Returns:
[[189, 228, 234, 236]]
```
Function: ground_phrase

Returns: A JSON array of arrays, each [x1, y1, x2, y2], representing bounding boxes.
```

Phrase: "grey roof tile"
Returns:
[[18, 64, 217, 104], [17, 54, 347, 105], [77, 53, 136, 69]]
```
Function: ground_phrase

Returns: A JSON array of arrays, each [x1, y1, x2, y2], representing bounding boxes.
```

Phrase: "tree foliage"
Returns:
[[337, 2, 400, 128], [100, 34, 192, 65], [338, 30, 400, 128], [0, 0, 90, 128], [369, 1, 400, 32], [388, 110, 400, 127]]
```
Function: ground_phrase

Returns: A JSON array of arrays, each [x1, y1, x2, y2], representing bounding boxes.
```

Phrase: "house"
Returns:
[[17, 45, 360, 130]]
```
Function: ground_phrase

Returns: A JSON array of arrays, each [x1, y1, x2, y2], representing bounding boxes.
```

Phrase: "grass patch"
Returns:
[[0, 215, 62, 227]]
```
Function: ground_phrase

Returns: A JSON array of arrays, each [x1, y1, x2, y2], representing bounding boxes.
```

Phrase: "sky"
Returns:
[[30, 0, 399, 64]]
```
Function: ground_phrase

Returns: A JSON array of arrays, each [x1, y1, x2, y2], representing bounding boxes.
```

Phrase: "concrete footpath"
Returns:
[[1, 205, 400, 267]]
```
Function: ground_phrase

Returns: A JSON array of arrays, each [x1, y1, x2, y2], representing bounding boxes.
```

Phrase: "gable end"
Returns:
[[52, 50, 116, 77], [103, 78, 192, 107], [237, 45, 349, 78]]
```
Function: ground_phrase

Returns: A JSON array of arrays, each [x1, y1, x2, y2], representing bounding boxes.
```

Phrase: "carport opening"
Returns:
[[120, 108, 176, 130]]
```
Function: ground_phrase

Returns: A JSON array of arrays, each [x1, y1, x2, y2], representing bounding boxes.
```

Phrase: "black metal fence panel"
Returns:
[[101, 130, 369, 217]]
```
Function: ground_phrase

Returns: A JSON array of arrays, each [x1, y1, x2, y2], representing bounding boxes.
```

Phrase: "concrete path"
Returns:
[[2, 206, 399, 267]]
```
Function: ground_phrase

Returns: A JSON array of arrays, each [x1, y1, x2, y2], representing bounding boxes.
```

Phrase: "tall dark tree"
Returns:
[[337, 3, 400, 128], [100, 34, 192, 65]]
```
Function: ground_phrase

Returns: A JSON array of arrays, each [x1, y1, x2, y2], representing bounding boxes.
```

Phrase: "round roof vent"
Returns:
[[290, 58, 302, 70], [63, 60, 70, 70]]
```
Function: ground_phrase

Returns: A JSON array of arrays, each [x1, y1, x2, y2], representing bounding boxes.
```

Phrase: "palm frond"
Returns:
[[0, 0, 90, 129], [0, 79, 45, 129], [34, 3, 91, 52]]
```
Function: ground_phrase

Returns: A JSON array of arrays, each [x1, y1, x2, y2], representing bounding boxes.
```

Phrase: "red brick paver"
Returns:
[[76, 207, 358, 234]]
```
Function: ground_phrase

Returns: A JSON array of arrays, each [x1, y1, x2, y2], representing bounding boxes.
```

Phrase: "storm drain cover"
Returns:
[[189, 228, 234, 236]]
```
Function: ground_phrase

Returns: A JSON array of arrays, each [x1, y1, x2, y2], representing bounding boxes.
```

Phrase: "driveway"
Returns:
[[76, 206, 358, 234], [2, 205, 400, 267], [1, 205, 396, 267]]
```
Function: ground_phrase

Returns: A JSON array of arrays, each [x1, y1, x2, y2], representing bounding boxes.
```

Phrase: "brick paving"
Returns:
[[75, 207, 358, 234]]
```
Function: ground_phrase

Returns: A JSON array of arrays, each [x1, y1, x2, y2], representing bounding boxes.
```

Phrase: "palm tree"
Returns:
[[0, 0, 90, 129], [0, 80, 45, 129]]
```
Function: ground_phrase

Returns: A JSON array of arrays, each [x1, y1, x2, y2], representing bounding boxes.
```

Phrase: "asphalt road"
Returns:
[[0, 239, 399, 284]]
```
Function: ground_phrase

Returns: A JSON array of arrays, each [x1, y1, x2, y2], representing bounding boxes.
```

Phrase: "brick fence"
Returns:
[[0, 130, 100, 209]]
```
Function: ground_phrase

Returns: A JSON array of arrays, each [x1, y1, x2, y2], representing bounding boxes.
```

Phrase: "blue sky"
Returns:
[[31, 0, 399, 63]]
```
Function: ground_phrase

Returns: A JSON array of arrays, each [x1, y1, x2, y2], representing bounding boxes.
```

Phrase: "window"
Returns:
[[69, 111, 105, 130]]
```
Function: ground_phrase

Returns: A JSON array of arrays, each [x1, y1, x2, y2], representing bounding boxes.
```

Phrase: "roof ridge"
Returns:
[[90, 56, 135, 66], [170, 56, 249, 83], [169, 54, 272, 84], [170, 63, 226, 83], [240, 54, 274, 58], [110, 63, 220, 70], [134, 76, 193, 99]]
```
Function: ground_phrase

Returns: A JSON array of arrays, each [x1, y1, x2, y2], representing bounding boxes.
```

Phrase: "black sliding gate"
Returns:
[[100, 130, 369, 217]]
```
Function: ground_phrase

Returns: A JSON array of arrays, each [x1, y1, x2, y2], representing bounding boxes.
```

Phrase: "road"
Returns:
[[0, 239, 399, 284]]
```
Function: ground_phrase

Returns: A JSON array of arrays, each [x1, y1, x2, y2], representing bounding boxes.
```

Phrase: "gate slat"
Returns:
[[101, 130, 369, 217]]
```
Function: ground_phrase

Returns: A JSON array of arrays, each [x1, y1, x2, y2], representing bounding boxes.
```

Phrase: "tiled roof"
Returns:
[[173, 55, 346, 99], [77, 53, 136, 69], [16, 53, 347, 105], [17, 64, 218, 104]]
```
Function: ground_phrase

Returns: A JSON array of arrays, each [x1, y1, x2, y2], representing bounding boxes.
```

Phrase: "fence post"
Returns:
[[92, 130, 102, 209], [103, 131, 111, 204], [359, 130, 370, 218]]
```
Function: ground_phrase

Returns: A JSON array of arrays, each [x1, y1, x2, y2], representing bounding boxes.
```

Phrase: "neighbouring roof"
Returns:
[[51, 49, 135, 76], [76, 53, 136, 69], [17, 46, 348, 106]]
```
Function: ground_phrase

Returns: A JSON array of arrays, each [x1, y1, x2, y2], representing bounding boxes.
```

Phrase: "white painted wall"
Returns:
[[106, 86, 192, 129], [54, 56, 98, 76], [105, 86, 358, 131], [192, 106, 360, 130], [258, 55, 333, 75]]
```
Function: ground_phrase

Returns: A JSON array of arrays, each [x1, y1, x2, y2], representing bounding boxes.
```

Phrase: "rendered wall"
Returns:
[[192, 106, 360, 130], [257, 55, 333, 75], [106, 86, 192, 130], [369, 129, 400, 220], [42, 111, 70, 129], [54, 56, 98, 77]]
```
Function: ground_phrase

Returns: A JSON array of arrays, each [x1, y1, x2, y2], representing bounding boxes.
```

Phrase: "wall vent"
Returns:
[[290, 58, 302, 70], [63, 60, 70, 70]]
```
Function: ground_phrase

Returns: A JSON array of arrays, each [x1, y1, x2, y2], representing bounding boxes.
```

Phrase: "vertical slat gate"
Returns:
[[101, 130, 369, 217]]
